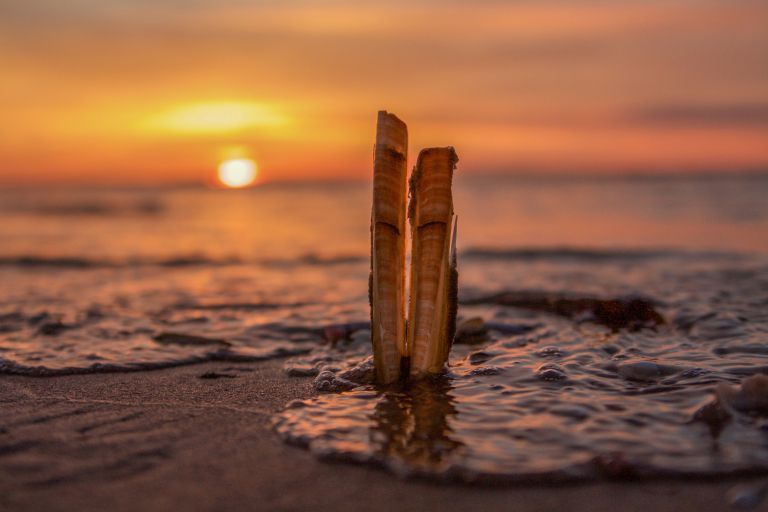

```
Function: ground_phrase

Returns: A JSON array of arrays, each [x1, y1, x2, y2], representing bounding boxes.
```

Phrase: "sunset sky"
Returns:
[[1, 0, 767, 186]]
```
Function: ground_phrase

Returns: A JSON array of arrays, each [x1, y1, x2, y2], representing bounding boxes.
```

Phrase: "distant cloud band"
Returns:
[[629, 104, 768, 127]]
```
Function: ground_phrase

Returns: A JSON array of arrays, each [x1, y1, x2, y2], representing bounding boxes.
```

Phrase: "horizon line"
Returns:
[[1, 168, 767, 190]]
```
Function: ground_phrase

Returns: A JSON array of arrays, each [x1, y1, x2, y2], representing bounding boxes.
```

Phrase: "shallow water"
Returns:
[[274, 252, 768, 481], [1, 176, 768, 481]]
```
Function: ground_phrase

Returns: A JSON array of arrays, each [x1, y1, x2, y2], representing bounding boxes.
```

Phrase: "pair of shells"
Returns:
[[370, 111, 458, 384]]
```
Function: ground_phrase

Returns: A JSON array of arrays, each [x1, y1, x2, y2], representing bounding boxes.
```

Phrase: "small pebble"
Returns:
[[728, 481, 768, 510], [455, 317, 490, 345], [617, 361, 677, 382], [285, 366, 319, 377], [537, 363, 567, 381], [468, 366, 504, 377], [469, 351, 494, 365], [717, 374, 768, 415], [536, 346, 564, 358], [199, 372, 237, 379]]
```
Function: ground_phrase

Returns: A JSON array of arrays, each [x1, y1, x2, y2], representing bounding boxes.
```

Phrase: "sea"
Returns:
[[1, 174, 768, 482]]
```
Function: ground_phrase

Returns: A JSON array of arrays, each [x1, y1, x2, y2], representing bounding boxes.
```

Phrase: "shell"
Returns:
[[408, 147, 459, 378], [716, 374, 768, 414], [370, 111, 408, 384]]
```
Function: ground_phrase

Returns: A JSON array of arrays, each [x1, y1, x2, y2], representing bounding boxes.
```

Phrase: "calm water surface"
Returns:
[[1, 175, 767, 481]]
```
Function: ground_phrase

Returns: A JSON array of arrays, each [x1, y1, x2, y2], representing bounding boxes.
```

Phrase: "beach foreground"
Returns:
[[0, 360, 760, 512]]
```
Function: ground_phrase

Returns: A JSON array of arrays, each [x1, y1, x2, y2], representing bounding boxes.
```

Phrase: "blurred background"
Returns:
[[1, 0, 767, 185], [0, 0, 767, 257]]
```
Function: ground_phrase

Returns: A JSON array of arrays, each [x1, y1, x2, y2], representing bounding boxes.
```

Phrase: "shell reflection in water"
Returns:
[[275, 377, 465, 479], [370, 379, 463, 474]]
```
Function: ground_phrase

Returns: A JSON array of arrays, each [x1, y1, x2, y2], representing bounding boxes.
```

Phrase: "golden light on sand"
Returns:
[[217, 158, 258, 188]]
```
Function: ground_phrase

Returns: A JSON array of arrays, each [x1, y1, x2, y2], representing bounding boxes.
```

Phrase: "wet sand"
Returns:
[[0, 360, 759, 512]]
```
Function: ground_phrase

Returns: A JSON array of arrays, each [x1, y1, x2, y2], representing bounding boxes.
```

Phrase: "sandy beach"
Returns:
[[1, 360, 761, 512]]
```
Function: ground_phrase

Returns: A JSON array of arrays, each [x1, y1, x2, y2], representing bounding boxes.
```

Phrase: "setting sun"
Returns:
[[217, 158, 258, 188]]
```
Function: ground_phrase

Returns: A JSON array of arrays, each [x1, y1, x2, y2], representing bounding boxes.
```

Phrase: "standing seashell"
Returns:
[[370, 111, 408, 384], [407, 147, 459, 378]]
